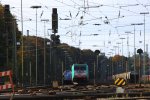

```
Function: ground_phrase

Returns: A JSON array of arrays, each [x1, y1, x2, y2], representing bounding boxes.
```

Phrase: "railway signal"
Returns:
[[137, 48, 143, 86], [52, 8, 58, 33], [51, 34, 60, 45]]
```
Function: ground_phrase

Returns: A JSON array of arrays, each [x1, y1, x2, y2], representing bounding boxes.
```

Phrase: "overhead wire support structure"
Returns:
[[120, 37, 125, 71], [21, 0, 24, 87], [125, 31, 134, 57], [125, 31, 134, 73], [131, 23, 144, 83], [31, 5, 41, 86], [140, 12, 149, 81], [12, 18, 17, 87], [41, 19, 49, 86]]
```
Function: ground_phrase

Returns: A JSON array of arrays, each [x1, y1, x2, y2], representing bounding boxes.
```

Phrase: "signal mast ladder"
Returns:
[[0, 70, 14, 93]]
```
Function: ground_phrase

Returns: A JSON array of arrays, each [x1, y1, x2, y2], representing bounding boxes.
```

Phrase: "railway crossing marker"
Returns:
[[114, 78, 126, 87], [114, 78, 126, 93], [0, 70, 14, 93]]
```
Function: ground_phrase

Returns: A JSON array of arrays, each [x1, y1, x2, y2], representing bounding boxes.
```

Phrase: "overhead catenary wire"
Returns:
[[3, 0, 150, 57]]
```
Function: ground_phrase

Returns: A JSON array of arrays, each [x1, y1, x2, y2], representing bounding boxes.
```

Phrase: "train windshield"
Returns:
[[74, 66, 86, 70]]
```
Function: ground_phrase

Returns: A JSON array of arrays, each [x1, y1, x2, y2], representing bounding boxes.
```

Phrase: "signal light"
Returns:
[[4, 5, 10, 13], [50, 34, 60, 45], [55, 35, 60, 44], [52, 8, 58, 33]]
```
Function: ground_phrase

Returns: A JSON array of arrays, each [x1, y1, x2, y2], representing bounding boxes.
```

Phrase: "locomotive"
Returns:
[[63, 70, 72, 85], [71, 64, 89, 84]]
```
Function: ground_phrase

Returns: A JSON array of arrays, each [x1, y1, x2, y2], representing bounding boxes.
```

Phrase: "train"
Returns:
[[71, 64, 89, 84], [112, 71, 139, 83], [63, 70, 72, 85]]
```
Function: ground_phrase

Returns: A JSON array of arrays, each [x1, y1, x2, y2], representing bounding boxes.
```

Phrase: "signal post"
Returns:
[[51, 8, 60, 88]]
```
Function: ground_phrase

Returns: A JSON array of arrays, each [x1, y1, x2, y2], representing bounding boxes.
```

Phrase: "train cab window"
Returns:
[[80, 67, 86, 70], [74, 66, 79, 70]]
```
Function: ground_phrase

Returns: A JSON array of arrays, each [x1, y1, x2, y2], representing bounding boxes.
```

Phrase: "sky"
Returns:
[[1, 0, 150, 57]]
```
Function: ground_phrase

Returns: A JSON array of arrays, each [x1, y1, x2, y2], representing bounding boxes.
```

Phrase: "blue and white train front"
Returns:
[[72, 64, 89, 83], [63, 70, 72, 84]]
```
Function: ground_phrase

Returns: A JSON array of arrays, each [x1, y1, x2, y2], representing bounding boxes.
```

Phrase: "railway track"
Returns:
[[1, 84, 150, 100]]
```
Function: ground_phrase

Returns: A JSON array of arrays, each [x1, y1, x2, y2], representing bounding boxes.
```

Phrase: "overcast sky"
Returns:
[[1, 0, 150, 57]]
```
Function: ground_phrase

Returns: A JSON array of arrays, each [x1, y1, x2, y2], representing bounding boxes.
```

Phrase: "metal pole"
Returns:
[[120, 38, 125, 71], [94, 61, 96, 85], [146, 44, 149, 82], [112, 58, 113, 76], [27, 30, 32, 86], [133, 25, 136, 83], [48, 29, 52, 82], [143, 14, 146, 79], [30, 61, 32, 86], [31, 6, 41, 86], [125, 31, 135, 72], [116, 42, 121, 55], [35, 8, 38, 86], [43, 21, 46, 86], [110, 50, 114, 77], [13, 19, 17, 86], [113, 46, 118, 55], [21, 0, 24, 87], [140, 12, 149, 80], [61, 61, 64, 86], [41, 19, 49, 86], [127, 34, 129, 57], [96, 55, 98, 83], [131, 23, 144, 83], [47, 29, 52, 83], [127, 34, 129, 72], [139, 53, 141, 86], [122, 39, 123, 70], [116, 43, 121, 73], [50, 36, 52, 83]]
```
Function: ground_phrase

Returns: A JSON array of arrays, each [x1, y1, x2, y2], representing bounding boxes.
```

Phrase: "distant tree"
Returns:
[[112, 55, 122, 62]]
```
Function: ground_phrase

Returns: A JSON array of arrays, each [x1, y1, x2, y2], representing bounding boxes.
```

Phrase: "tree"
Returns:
[[112, 55, 122, 62]]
